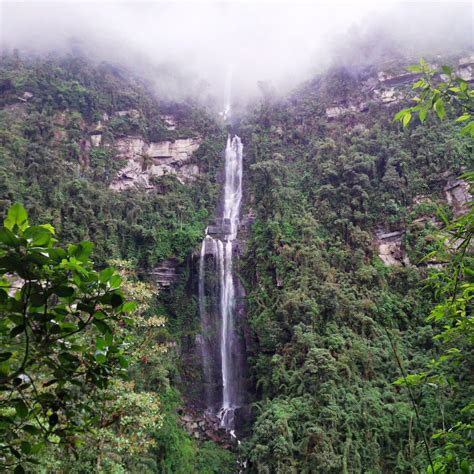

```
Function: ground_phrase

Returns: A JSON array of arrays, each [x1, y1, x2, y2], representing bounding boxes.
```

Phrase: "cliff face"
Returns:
[[110, 135, 202, 190], [324, 54, 474, 119], [0, 54, 224, 270]]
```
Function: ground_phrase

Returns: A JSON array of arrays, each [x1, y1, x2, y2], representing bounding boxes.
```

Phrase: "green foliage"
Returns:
[[238, 57, 472, 472], [392, 64, 473, 472], [0, 53, 223, 269], [0, 203, 130, 471], [398, 173, 474, 473], [394, 58, 474, 137]]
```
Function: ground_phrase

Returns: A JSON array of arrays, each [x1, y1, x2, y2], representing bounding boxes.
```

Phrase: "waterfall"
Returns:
[[198, 135, 244, 431]]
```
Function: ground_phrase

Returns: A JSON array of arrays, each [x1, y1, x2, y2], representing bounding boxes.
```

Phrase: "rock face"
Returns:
[[178, 406, 239, 447], [90, 133, 102, 147], [375, 230, 409, 266], [17, 91, 33, 102], [114, 109, 140, 118], [375, 87, 400, 104], [146, 259, 179, 288], [109, 136, 202, 191], [444, 177, 472, 216], [160, 114, 177, 130], [326, 105, 358, 118]]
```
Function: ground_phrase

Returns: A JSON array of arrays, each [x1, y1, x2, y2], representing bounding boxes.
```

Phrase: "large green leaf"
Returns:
[[5, 204, 28, 232]]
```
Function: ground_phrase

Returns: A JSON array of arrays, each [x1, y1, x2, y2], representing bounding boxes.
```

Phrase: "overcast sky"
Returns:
[[1, 1, 472, 103]]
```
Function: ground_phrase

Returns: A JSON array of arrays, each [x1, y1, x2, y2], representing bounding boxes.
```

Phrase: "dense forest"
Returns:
[[0, 45, 472, 474]]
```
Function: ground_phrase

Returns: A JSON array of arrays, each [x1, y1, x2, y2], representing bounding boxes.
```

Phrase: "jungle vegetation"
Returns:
[[0, 50, 472, 473]]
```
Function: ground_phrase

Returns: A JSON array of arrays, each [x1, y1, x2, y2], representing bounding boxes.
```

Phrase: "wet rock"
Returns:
[[146, 259, 179, 288]]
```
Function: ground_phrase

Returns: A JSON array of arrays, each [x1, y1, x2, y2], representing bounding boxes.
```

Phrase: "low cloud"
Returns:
[[1, 1, 472, 105]]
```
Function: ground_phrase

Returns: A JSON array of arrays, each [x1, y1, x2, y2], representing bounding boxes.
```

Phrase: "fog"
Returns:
[[0, 0, 472, 105]]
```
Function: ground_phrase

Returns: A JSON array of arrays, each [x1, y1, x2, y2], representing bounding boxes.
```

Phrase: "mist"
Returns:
[[1, 1, 472, 105]]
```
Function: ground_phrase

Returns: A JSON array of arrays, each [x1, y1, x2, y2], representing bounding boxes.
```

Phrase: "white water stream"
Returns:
[[198, 135, 243, 430]]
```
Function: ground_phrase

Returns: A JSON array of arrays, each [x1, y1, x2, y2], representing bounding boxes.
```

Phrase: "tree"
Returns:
[[0, 203, 133, 472], [393, 60, 473, 473]]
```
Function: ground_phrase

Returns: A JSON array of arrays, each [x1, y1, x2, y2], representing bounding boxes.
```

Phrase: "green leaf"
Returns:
[[23, 226, 52, 247], [94, 351, 107, 364], [441, 65, 452, 75], [14, 400, 28, 418], [121, 301, 137, 313], [99, 267, 114, 284], [0, 352, 13, 362], [49, 413, 59, 427], [118, 355, 129, 368], [419, 108, 427, 124], [111, 293, 123, 308], [0, 227, 19, 246], [456, 114, 470, 122], [393, 109, 408, 123], [53, 286, 74, 297], [412, 80, 424, 89], [22, 424, 41, 435], [20, 441, 31, 454], [39, 223, 55, 234], [5, 203, 28, 231], [70, 241, 94, 263], [460, 121, 474, 137], [402, 112, 412, 128], [434, 98, 446, 120], [109, 274, 122, 289], [93, 319, 110, 335], [406, 65, 422, 73]]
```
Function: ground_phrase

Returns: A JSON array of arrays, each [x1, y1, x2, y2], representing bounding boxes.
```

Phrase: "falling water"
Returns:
[[198, 135, 244, 431]]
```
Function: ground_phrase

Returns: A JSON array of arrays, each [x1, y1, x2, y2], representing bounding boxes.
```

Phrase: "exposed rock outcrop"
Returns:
[[374, 87, 401, 104], [109, 136, 202, 190], [326, 105, 359, 118], [114, 109, 140, 118], [17, 91, 33, 102], [90, 133, 102, 147], [444, 177, 472, 217], [178, 406, 237, 447], [375, 229, 409, 266], [160, 114, 177, 130], [146, 259, 179, 288]]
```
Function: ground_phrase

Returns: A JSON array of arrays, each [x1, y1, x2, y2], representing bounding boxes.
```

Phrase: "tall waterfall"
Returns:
[[198, 135, 245, 431]]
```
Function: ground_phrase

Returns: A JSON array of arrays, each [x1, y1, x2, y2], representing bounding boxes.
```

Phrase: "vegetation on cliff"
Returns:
[[0, 50, 472, 473], [239, 60, 472, 472]]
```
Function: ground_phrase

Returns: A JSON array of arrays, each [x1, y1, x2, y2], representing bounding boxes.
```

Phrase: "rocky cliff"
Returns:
[[109, 135, 202, 190]]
